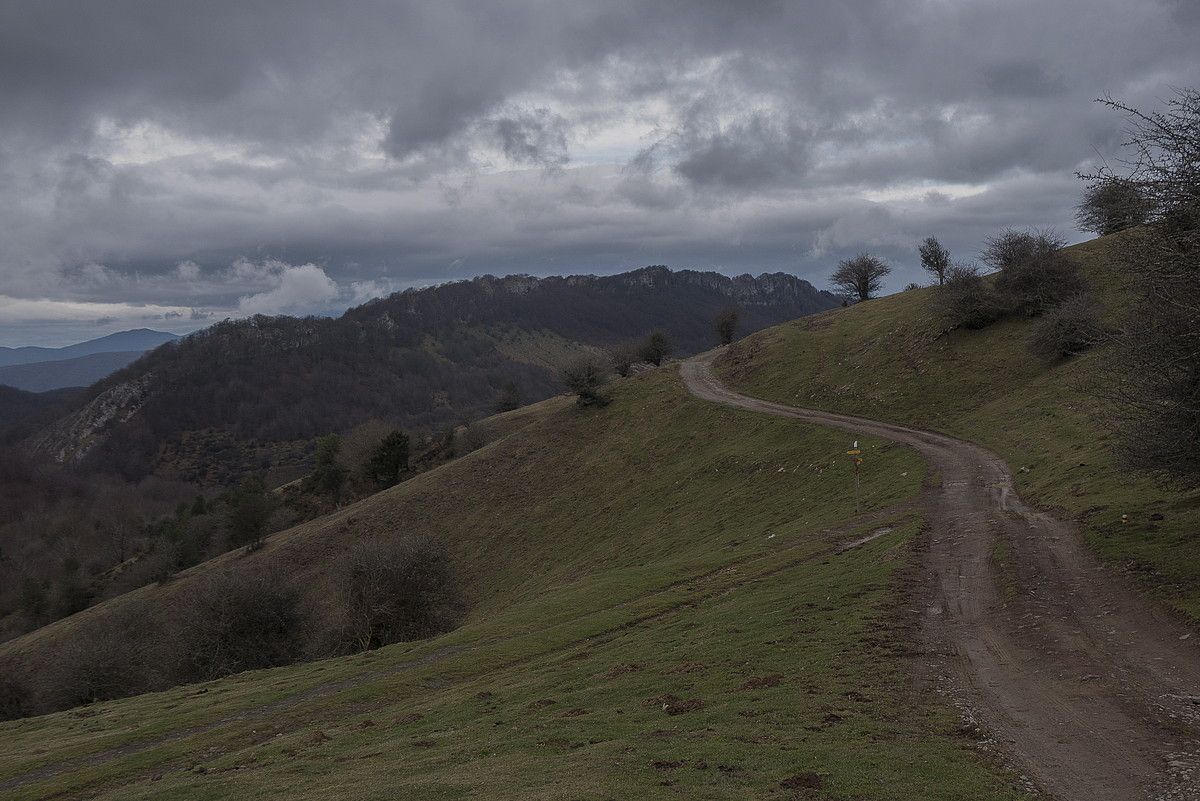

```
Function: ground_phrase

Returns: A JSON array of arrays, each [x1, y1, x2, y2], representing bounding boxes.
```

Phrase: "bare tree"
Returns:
[[830, 253, 891, 301], [638, 330, 673, 366], [917, 236, 951, 285], [1080, 89, 1200, 478], [714, 307, 740, 345]]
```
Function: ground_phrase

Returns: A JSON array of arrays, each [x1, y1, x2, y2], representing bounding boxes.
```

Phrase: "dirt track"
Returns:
[[682, 353, 1200, 801]]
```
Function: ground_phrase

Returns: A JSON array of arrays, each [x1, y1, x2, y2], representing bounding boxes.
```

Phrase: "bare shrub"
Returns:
[[1076, 179, 1155, 235], [1029, 295, 1103, 359], [982, 228, 1085, 316], [32, 608, 165, 712], [493, 381, 522, 413], [935, 263, 1004, 331], [609, 341, 643, 377], [0, 663, 32, 721], [324, 537, 464, 654], [560, 355, 611, 407], [169, 569, 304, 682]]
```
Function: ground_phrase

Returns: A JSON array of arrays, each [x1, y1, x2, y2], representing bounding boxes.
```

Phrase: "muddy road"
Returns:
[[682, 353, 1200, 801]]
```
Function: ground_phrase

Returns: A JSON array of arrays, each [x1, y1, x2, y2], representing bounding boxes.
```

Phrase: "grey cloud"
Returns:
[[982, 61, 1065, 98], [0, 0, 1197, 345], [489, 108, 571, 168], [670, 111, 812, 190]]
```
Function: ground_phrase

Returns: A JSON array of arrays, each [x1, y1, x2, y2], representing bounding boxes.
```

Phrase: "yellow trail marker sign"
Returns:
[[847, 449, 861, 456]]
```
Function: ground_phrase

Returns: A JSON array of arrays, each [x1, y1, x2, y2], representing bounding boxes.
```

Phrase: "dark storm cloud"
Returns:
[[0, 0, 1197, 345], [489, 108, 572, 168], [634, 105, 814, 190]]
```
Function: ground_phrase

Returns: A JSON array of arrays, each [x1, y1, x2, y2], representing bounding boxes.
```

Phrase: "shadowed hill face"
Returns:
[[0, 386, 84, 440], [0, 387, 45, 430], [32, 268, 837, 480]]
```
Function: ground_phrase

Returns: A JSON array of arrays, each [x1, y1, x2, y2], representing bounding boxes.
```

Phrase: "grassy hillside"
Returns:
[[0, 371, 1031, 800], [715, 235, 1200, 621]]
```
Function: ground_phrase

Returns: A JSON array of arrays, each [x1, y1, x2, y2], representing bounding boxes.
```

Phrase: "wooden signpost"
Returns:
[[847, 440, 863, 512]]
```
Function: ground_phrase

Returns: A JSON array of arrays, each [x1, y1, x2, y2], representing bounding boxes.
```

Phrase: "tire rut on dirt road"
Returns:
[[682, 352, 1200, 801]]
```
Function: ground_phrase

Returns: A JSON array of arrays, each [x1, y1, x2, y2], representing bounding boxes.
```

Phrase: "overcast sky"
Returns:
[[1, 0, 1196, 346]]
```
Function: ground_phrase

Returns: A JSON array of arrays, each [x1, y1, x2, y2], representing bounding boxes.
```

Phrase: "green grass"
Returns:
[[0, 370, 1029, 800], [714, 235, 1200, 621]]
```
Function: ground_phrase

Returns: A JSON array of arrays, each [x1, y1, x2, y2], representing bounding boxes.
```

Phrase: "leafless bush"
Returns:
[[0, 663, 31, 721], [1029, 295, 1103, 359], [935, 263, 1004, 331], [32, 608, 166, 712], [168, 569, 304, 682], [982, 228, 1085, 316], [1076, 179, 1155, 235], [322, 537, 464, 654], [609, 342, 642, 377]]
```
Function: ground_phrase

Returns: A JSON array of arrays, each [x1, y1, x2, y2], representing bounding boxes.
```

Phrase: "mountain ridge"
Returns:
[[29, 267, 838, 481]]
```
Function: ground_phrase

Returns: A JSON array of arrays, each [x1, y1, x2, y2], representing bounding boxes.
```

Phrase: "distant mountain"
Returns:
[[0, 351, 146, 392], [30, 267, 839, 480], [0, 329, 179, 368]]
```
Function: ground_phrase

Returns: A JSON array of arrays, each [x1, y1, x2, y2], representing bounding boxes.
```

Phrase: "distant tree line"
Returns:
[[0, 424, 417, 644]]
